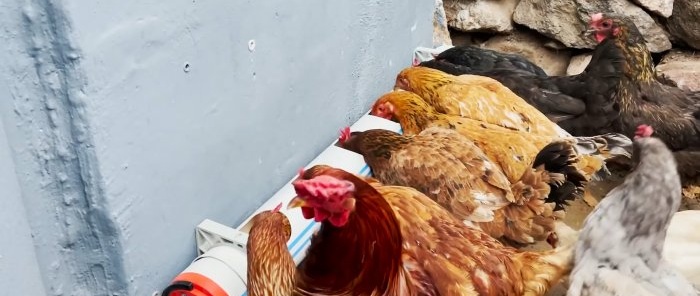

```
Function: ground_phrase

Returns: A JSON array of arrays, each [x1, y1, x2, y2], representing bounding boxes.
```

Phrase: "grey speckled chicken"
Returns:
[[566, 125, 698, 296]]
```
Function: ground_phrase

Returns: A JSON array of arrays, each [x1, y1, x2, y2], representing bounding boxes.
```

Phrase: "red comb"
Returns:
[[634, 124, 654, 139], [590, 13, 603, 22], [338, 127, 351, 144], [271, 202, 283, 213]]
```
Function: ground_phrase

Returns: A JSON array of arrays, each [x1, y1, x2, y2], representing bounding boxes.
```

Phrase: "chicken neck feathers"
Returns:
[[247, 211, 296, 296], [295, 168, 405, 296]]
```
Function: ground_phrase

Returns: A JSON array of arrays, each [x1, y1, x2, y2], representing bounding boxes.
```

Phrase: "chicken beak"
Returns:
[[287, 196, 309, 209], [392, 85, 402, 91]]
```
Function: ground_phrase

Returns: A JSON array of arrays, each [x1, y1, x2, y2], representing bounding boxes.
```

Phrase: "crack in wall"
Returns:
[[15, 0, 128, 295]]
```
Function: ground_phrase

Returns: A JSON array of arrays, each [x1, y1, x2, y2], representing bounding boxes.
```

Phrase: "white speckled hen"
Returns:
[[566, 125, 698, 296]]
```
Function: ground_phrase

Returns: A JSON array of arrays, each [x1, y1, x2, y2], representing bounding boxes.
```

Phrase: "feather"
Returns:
[[290, 165, 575, 296], [567, 135, 697, 296]]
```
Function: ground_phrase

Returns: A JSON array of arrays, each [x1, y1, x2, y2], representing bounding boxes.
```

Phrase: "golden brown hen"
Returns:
[[370, 91, 633, 208], [288, 165, 574, 296], [338, 126, 567, 245], [393, 66, 567, 137], [246, 204, 296, 296]]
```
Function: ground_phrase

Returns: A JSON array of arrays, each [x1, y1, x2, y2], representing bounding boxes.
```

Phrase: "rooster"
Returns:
[[566, 125, 698, 296], [246, 203, 296, 296], [288, 164, 575, 296], [370, 91, 632, 208], [337, 125, 565, 245]]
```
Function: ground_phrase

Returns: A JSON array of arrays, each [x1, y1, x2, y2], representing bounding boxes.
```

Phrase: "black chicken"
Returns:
[[580, 13, 700, 186], [429, 45, 548, 76], [419, 15, 638, 133]]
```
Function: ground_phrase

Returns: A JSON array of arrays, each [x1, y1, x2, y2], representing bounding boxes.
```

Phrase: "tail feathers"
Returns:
[[548, 220, 581, 248], [572, 133, 633, 158], [516, 241, 575, 295], [491, 166, 556, 245], [533, 141, 587, 211], [571, 133, 634, 180], [518, 222, 577, 293]]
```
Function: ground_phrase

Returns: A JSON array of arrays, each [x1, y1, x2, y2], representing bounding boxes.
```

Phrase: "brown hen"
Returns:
[[370, 91, 632, 208], [246, 204, 296, 296], [393, 66, 567, 137], [289, 165, 575, 296], [338, 126, 564, 245]]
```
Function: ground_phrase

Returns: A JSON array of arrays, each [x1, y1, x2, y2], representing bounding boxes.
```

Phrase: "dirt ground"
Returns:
[[521, 169, 700, 296]]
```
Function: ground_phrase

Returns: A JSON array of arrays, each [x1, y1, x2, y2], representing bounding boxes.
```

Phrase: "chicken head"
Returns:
[[288, 170, 357, 227], [393, 70, 411, 91], [370, 99, 395, 120], [588, 13, 621, 43], [635, 124, 654, 139], [338, 126, 352, 144]]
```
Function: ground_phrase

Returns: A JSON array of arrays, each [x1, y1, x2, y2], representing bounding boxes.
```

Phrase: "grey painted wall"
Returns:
[[0, 0, 433, 295], [0, 100, 47, 296]]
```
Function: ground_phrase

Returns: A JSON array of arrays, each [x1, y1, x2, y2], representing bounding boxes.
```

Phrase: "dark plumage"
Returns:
[[571, 13, 700, 194], [432, 45, 548, 76], [531, 141, 588, 209], [581, 14, 700, 149]]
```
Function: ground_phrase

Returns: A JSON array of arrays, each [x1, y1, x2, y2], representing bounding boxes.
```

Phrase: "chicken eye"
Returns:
[[602, 21, 611, 28]]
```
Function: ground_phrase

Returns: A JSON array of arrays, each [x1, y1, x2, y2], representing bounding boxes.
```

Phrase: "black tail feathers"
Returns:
[[533, 141, 587, 211]]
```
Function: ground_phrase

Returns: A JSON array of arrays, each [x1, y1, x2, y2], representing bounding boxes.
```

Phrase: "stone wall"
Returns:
[[437, 0, 700, 91]]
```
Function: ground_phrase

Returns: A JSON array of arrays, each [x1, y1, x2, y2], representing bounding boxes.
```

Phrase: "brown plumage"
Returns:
[[289, 165, 575, 296], [393, 66, 567, 137], [371, 91, 633, 209], [246, 205, 296, 296], [338, 126, 558, 245], [417, 57, 589, 124]]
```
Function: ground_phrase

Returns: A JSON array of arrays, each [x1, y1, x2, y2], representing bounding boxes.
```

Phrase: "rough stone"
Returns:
[[482, 30, 572, 76], [513, 0, 671, 52], [444, 0, 520, 33], [630, 0, 674, 17], [566, 54, 593, 75], [667, 0, 700, 50], [656, 50, 700, 92], [433, 0, 453, 46]]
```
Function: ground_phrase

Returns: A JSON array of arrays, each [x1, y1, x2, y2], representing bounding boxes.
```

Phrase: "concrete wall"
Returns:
[[0, 0, 433, 295]]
